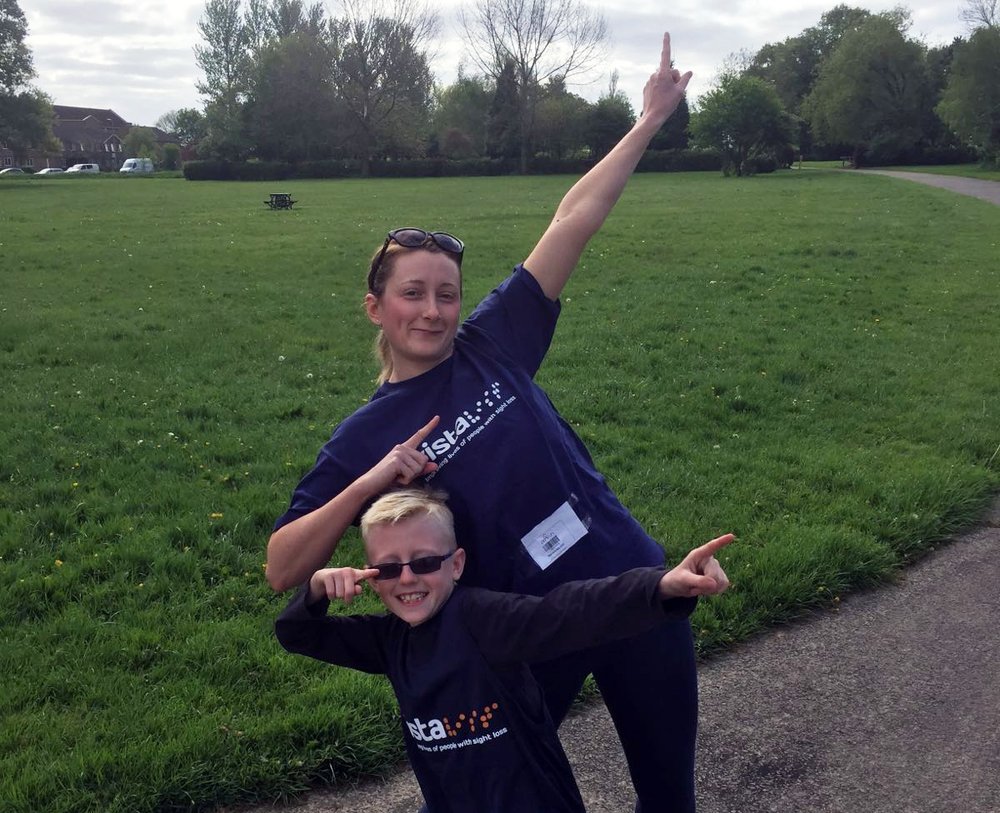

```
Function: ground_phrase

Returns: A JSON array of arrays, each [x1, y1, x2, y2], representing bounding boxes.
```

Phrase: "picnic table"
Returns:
[[265, 192, 296, 209]]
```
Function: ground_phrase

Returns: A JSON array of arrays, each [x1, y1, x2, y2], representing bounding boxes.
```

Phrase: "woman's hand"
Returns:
[[640, 33, 692, 130], [658, 533, 734, 599], [361, 415, 440, 489]]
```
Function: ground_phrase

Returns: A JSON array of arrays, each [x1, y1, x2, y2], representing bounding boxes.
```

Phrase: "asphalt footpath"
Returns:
[[854, 169, 1000, 206], [233, 495, 999, 813]]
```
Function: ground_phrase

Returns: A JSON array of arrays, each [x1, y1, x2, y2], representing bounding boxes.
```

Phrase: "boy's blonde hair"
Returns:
[[360, 488, 456, 551]]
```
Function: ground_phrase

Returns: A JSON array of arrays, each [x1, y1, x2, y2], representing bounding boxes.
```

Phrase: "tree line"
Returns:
[[167, 0, 647, 174], [3, 0, 998, 174], [689, 2, 1000, 173]]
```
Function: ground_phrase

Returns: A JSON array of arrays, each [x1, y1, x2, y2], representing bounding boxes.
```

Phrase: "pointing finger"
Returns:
[[699, 533, 736, 557], [659, 32, 672, 74], [404, 415, 440, 448]]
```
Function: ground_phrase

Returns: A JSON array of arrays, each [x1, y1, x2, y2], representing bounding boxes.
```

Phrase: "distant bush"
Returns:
[[183, 160, 233, 180], [857, 138, 979, 167], [295, 159, 359, 178], [184, 149, 723, 180], [637, 149, 723, 173], [742, 155, 779, 175]]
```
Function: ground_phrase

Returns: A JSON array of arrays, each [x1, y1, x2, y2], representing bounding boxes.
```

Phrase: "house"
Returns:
[[0, 105, 177, 171]]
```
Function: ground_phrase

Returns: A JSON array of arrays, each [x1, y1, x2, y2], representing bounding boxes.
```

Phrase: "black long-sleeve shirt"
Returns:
[[275, 567, 696, 813]]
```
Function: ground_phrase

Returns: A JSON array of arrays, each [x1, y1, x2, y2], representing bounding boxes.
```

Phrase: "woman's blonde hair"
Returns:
[[360, 487, 456, 551], [365, 241, 462, 386]]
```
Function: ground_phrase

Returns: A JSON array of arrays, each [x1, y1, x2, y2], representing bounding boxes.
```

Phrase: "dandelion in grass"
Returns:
[[209, 512, 224, 520]]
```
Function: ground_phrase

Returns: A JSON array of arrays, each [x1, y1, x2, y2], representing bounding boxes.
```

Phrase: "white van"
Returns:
[[66, 163, 100, 173], [120, 157, 154, 174]]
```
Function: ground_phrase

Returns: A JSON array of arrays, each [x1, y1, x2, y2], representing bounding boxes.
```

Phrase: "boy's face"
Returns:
[[365, 513, 465, 627]]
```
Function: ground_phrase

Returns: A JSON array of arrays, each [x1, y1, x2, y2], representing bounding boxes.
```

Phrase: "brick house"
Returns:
[[1, 105, 177, 172]]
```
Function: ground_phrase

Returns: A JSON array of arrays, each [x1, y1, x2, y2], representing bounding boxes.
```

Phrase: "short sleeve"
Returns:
[[461, 265, 561, 378]]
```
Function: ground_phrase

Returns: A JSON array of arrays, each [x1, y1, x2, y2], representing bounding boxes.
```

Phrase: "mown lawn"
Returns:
[[1, 169, 998, 812]]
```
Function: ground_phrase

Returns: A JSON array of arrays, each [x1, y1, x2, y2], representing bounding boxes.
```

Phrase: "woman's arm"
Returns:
[[266, 416, 439, 592], [523, 32, 692, 300]]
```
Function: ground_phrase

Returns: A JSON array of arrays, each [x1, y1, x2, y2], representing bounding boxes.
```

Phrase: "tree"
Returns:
[[1, 0, 33, 91], [194, 0, 252, 158], [745, 6, 877, 156], [0, 0, 57, 154], [960, 0, 998, 30], [431, 71, 493, 157], [267, 0, 325, 38], [690, 74, 795, 175], [155, 108, 207, 149], [937, 27, 1000, 164], [485, 57, 520, 159], [195, 0, 250, 104], [161, 143, 182, 170], [460, 0, 609, 172], [329, 0, 438, 171], [803, 13, 929, 164], [247, 29, 339, 161], [0, 87, 54, 153], [123, 127, 159, 159], [649, 95, 689, 150], [534, 76, 589, 158], [584, 74, 634, 159]]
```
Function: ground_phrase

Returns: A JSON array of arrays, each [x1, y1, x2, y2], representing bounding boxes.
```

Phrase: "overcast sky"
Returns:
[[24, 0, 968, 128]]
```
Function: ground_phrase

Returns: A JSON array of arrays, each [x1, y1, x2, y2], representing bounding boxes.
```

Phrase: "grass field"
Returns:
[[1, 168, 998, 812]]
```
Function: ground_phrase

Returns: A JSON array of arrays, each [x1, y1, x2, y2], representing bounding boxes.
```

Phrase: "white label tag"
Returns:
[[520, 501, 587, 570]]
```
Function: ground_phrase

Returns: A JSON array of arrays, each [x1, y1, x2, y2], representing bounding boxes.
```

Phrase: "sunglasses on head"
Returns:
[[368, 228, 465, 292], [367, 550, 455, 581]]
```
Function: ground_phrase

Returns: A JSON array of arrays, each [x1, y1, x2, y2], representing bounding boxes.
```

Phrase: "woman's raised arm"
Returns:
[[523, 32, 692, 300]]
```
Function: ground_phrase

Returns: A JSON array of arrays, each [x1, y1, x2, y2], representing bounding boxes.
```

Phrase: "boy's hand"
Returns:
[[308, 566, 380, 605], [658, 534, 735, 599]]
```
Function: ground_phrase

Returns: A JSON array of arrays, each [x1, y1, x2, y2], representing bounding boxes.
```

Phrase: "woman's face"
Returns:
[[365, 249, 462, 382]]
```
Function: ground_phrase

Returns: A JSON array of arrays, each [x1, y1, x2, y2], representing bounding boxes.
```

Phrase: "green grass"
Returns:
[[1, 170, 998, 812]]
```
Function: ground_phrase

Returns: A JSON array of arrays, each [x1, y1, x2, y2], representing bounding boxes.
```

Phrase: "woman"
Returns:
[[268, 33, 729, 812]]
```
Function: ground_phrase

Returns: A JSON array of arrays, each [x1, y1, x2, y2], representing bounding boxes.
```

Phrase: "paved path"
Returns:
[[855, 169, 1000, 206], [235, 497, 1000, 813]]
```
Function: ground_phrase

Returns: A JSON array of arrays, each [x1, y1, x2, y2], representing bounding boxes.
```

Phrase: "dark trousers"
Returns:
[[530, 619, 699, 813]]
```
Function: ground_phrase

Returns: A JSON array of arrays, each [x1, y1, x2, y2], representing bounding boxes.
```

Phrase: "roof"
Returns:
[[52, 105, 130, 129], [50, 105, 179, 144]]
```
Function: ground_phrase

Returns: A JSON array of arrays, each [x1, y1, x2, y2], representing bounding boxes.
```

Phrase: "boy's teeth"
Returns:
[[399, 592, 426, 603]]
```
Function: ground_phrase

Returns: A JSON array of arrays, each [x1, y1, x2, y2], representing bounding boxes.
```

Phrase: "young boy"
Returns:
[[275, 488, 733, 813]]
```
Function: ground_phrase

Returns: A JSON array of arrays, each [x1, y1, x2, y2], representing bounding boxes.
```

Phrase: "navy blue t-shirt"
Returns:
[[275, 568, 695, 813], [275, 266, 665, 594]]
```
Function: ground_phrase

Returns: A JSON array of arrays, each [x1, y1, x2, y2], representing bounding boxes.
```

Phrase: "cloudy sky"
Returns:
[[24, 0, 968, 128]]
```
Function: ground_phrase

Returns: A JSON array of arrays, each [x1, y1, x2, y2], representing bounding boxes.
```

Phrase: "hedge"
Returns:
[[182, 149, 723, 181]]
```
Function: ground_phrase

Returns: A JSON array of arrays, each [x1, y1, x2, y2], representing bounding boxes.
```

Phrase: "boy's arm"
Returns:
[[274, 575, 389, 674], [466, 534, 734, 665], [463, 568, 686, 665]]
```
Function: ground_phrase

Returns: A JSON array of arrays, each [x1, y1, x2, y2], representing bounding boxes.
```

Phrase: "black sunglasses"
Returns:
[[368, 228, 465, 292], [366, 551, 456, 581]]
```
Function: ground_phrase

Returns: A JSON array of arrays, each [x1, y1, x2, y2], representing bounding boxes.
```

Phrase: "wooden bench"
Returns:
[[265, 192, 296, 209]]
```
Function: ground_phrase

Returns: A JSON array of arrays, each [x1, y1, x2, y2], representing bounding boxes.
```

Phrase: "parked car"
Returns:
[[35, 167, 65, 175], [66, 163, 100, 174], [0, 167, 25, 175], [119, 157, 154, 174]]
